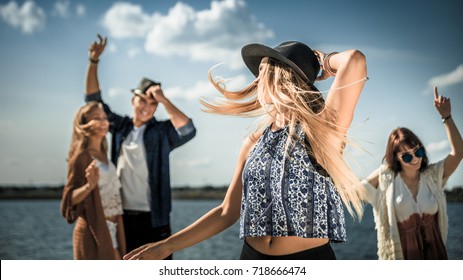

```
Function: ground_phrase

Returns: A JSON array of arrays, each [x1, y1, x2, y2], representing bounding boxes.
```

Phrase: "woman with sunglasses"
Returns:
[[362, 86, 463, 259]]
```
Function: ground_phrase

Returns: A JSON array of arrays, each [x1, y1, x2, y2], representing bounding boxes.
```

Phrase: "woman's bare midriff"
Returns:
[[245, 236, 329, 256]]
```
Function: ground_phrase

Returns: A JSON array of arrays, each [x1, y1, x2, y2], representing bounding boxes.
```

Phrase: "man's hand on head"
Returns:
[[145, 85, 166, 103]]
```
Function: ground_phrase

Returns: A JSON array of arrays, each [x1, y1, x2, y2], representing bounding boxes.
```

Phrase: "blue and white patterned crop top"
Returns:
[[240, 125, 346, 242]]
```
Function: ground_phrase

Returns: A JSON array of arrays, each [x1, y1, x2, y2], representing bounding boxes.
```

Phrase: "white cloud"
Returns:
[[166, 81, 215, 101], [0, 0, 46, 34], [108, 87, 128, 98], [52, 0, 70, 18], [426, 140, 449, 153], [107, 43, 117, 53], [128, 47, 142, 58], [101, 2, 156, 38], [146, 0, 273, 68], [429, 64, 463, 87], [423, 64, 463, 95], [166, 74, 248, 100], [76, 3, 86, 17], [102, 0, 274, 69]]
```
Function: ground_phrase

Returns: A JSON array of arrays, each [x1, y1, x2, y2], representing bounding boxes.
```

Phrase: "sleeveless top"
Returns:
[[240, 125, 346, 242], [393, 174, 447, 259], [96, 160, 124, 218]]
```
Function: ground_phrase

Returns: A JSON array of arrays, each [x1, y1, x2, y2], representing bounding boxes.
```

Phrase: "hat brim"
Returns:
[[131, 89, 144, 95], [130, 90, 154, 101], [241, 43, 319, 92]]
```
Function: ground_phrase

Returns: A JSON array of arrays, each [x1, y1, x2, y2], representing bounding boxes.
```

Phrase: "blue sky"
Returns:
[[0, 0, 462, 189]]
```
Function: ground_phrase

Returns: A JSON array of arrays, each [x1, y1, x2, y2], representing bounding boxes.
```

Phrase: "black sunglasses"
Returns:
[[400, 147, 425, 163]]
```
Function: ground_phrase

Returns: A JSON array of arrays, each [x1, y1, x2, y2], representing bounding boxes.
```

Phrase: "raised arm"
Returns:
[[318, 50, 367, 132], [434, 87, 463, 180], [70, 160, 99, 206], [86, 34, 107, 95], [124, 135, 257, 260], [61, 155, 98, 223], [145, 85, 190, 128]]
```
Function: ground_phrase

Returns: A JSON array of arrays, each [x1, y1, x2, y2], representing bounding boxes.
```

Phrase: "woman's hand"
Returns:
[[85, 160, 99, 190], [89, 34, 107, 61], [433, 86, 451, 118], [123, 241, 172, 260], [86, 118, 110, 135], [313, 50, 331, 81]]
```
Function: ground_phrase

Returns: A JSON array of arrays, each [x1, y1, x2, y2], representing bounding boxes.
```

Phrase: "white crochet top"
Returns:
[[96, 160, 123, 218]]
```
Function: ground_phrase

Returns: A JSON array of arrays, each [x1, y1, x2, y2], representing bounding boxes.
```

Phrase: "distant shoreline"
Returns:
[[1, 185, 462, 202], [0, 185, 228, 200]]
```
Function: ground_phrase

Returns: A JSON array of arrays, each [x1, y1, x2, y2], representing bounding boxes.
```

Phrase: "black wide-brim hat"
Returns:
[[241, 41, 320, 92]]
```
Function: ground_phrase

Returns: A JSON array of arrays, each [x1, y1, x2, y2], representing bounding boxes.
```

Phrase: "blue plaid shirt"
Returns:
[[86, 91, 196, 227]]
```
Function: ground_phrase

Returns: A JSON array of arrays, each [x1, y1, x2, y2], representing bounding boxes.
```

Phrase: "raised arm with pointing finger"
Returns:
[[362, 86, 462, 260], [433, 87, 463, 179]]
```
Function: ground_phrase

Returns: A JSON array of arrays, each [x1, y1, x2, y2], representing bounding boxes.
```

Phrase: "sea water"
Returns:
[[0, 200, 461, 260]]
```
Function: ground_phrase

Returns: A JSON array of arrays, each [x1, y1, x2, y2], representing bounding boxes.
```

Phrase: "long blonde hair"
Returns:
[[201, 58, 364, 219], [68, 101, 108, 161]]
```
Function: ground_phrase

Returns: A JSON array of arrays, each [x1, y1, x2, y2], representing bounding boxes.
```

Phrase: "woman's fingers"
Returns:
[[434, 86, 439, 100], [124, 244, 148, 260]]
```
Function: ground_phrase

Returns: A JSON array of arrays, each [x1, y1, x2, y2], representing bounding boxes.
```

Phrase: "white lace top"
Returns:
[[96, 160, 123, 218], [393, 174, 438, 222]]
